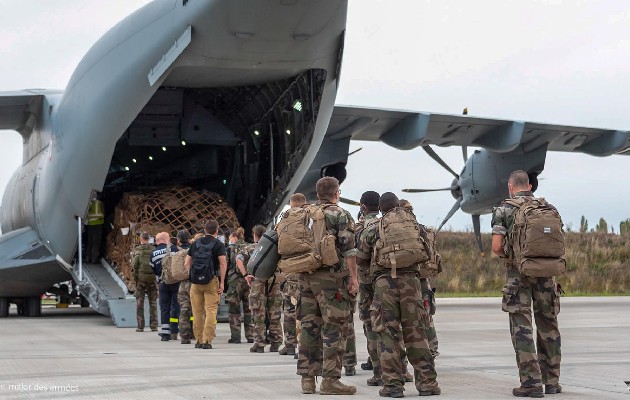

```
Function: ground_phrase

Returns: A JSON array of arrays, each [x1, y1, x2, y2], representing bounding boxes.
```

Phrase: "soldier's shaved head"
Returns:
[[379, 192, 399, 214], [508, 170, 532, 195], [290, 193, 307, 207], [360, 191, 380, 213], [316, 177, 339, 202], [155, 231, 169, 245]]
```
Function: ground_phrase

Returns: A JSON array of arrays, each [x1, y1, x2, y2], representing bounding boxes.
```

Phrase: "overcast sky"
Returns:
[[0, 0, 628, 234]]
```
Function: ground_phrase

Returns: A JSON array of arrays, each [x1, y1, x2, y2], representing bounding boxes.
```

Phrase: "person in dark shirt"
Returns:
[[185, 220, 227, 349], [151, 232, 179, 341]]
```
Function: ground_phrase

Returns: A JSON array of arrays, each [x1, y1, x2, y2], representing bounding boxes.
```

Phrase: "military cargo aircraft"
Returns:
[[1, 0, 628, 319]]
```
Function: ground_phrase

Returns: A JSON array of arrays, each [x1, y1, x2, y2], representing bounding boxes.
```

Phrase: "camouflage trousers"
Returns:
[[178, 280, 193, 340], [343, 295, 357, 368], [502, 272, 561, 387], [226, 276, 253, 341], [135, 280, 158, 330], [296, 269, 351, 379], [421, 278, 439, 357], [372, 272, 438, 392], [358, 266, 381, 376], [281, 276, 299, 348], [249, 275, 283, 347]]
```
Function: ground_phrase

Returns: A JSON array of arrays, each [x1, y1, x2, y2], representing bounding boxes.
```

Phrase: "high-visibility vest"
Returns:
[[87, 199, 104, 226]]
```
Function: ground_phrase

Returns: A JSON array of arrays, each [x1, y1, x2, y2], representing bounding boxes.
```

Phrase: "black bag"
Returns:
[[190, 239, 217, 285]]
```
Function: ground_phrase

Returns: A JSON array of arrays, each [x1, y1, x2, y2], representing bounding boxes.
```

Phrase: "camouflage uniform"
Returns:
[[343, 294, 357, 369], [131, 243, 157, 330], [226, 240, 253, 342], [355, 213, 381, 378], [239, 243, 283, 349], [491, 191, 562, 389], [296, 202, 356, 379], [422, 278, 439, 358], [362, 214, 439, 394], [178, 280, 193, 340], [281, 273, 299, 349]]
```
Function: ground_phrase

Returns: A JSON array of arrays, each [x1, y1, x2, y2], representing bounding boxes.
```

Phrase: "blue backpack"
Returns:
[[190, 239, 217, 284]]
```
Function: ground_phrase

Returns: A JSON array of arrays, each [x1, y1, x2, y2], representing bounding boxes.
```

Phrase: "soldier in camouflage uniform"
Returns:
[[400, 199, 439, 359], [238, 225, 283, 353], [342, 295, 357, 375], [491, 170, 562, 398], [279, 272, 299, 355], [355, 191, 383, 385], [226, 227, 253, 344], [297, 177, 359, 396], [362, 193, 440, 398], [131, 232, 157, 332], [175, 230, 194, 344]]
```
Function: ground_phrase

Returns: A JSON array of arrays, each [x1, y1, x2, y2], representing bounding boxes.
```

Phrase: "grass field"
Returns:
[[432, 232, 630, 296]]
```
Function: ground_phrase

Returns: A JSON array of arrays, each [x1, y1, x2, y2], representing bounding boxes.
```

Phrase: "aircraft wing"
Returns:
[[330, 105, 630, 156], [0, 90, 45, 135]]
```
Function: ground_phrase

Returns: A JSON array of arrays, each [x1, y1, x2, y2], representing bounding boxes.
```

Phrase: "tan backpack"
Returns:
[[505, 197, 566, 277], [373, 207, 429, 278], [161, 248, 189, 284], [418, 225, 443, 278], [276, 205, 339, 274]]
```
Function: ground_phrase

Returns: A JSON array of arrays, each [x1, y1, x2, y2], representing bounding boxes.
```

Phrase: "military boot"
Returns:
[[170, 333, 178, 341], [319, 378, 357, 395], [181, 338, 191, 344], [344, 366, 356, 376], [361, 357, 373, 370], [301, 376, 316, 394], [367, 376, 384, 386], [379, 386, 404, 398], [250, 344, 264, 353], [418, 386, 441, 396], [279, 345, 296, 355], [269, 343, 280, 352], [545, 384, 562, 394], [512, 386, 544, 398]]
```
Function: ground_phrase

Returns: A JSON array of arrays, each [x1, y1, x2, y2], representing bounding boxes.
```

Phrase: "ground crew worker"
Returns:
[[361, 192, 440, 397], [238, 225, 283, 353], [355, 191, 382, 386], [132, 232, 157, 332], [296, 177, 359, 396], [226, 227, 253, 344], [491, 170, 562, 398], [186, 220, 227, 349], [176, 230, 194, 344], [151, 232, 180, 341], [86, 192, 104, 263]]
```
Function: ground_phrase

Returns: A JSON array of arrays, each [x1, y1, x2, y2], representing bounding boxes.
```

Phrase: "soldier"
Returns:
[[176, 230, 194, 344], [296, 177, 359, 396], [238, 225, 283, 353], [226, 227, 253, 344], [278, 193, 307, 356], [132, 232, 157, 332], [343, 295, 357, 376], [151, 232, 179, 341], [355, 191, 383, 386], [362, 192, 440, 397], [399, 199, 439, 359], [491, 170, 562, 398]]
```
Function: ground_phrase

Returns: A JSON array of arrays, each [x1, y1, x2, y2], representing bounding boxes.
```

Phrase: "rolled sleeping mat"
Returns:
[[247, 229, 280, 280]]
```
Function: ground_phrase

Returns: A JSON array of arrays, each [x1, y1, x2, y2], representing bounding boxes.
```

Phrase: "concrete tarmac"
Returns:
[[0, 297, 628, 399]]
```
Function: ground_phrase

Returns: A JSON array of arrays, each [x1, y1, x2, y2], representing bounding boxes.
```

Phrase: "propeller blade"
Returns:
[[339, 196, 360, 206], [348, 147, 363, 157], [462, 146, 468, 162], [472, 214, 484, 254], [437, 196, 462, 231], [402, 186, 457, 193], [422, 146, 459, 179]]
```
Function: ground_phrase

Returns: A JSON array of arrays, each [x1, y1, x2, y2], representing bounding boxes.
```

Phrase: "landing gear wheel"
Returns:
[[24, 296, 41, 317], [0, 297, 8, 318]]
